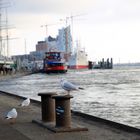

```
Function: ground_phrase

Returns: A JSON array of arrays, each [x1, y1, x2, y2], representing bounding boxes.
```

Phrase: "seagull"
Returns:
[[19, 98, 30, 107], [60, 79, 84, 94], [5, 108, 17, 124]]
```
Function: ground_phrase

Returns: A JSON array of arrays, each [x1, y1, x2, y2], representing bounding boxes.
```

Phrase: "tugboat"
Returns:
[[43, 52, 68, 73]]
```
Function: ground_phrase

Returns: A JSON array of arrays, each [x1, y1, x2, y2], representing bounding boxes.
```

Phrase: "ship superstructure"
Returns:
[[68, 40, 88, 69], [43, 51, 67, 73]]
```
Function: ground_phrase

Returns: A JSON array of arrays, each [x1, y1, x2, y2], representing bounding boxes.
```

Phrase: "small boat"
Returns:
[[43, 52, 67, 73]]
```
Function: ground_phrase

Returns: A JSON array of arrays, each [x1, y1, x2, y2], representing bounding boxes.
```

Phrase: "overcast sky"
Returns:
[[6, 0, 140, 63]]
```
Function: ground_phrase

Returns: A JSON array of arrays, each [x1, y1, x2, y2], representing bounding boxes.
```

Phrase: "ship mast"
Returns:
[[0, 0, 10, 58], [0, 0, 2, 56], [5, 7, 9, 57]]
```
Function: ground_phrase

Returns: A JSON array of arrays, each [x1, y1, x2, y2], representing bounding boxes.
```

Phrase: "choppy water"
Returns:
[[1, 66, 140, 128]]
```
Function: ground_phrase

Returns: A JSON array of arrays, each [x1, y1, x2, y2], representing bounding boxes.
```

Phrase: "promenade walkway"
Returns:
[[0, 92, 140, 140]]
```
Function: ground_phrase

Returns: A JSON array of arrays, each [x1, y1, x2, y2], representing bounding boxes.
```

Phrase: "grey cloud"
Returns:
[[9, 0, 140, 25], [10, 0, 94, 14]]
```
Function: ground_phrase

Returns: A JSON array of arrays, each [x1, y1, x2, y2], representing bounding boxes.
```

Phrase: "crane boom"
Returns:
[[41, 23, 61, 37]]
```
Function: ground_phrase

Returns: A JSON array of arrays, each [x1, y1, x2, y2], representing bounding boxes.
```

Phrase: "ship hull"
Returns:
[[45, 65, 68, 73], [68, 51, 88, 69], [69, 65, 88, 69]]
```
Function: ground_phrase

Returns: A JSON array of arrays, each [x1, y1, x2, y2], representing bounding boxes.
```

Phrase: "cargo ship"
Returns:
[[43, 52, 68, 73], [68, 41, 88, 69], [68, 51, 88, 69]]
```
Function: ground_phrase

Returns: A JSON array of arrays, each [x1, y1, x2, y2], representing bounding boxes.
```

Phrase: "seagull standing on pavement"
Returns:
[[60, 79, 84, 95], [19, 98, 30, 107], [5, 108, 17, 124]]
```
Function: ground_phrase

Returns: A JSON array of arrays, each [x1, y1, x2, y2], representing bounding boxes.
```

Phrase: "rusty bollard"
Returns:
[[38, 92, 57, 123], [52, 94, 73, 128]]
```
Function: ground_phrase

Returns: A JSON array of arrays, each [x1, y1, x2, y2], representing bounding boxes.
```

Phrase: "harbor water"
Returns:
[[0, 66, 140, 128]]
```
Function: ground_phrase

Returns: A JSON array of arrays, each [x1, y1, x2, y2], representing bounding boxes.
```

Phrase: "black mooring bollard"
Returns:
[[33, 92, 88, 132], [38, 92, 57, 122], [52, 94, 73, 128]]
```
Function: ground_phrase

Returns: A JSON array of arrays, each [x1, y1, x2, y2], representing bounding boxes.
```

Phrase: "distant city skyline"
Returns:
[[5, 0, 140, 63]]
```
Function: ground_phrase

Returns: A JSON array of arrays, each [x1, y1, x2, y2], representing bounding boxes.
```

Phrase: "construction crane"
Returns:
[[60, 13, 86, 29], [60, 13, 86, 45], [41, 23, 61, 37]]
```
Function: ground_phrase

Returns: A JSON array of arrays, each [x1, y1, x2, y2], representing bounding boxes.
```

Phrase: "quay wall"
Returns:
[[0, 90, 140, 135]]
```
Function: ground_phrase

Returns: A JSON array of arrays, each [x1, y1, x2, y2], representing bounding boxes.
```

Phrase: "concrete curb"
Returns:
[[72, 111, 140, 134]]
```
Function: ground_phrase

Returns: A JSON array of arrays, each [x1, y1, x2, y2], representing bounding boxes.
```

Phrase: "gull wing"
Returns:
[[63, 81, 78, 91], [21, 98, 30, 106], [6, 109, 17, 119]]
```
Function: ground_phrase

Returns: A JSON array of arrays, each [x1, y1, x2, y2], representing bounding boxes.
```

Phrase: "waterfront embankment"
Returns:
[[0, 91, 140, 140], [0, 71, 33, 81]]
